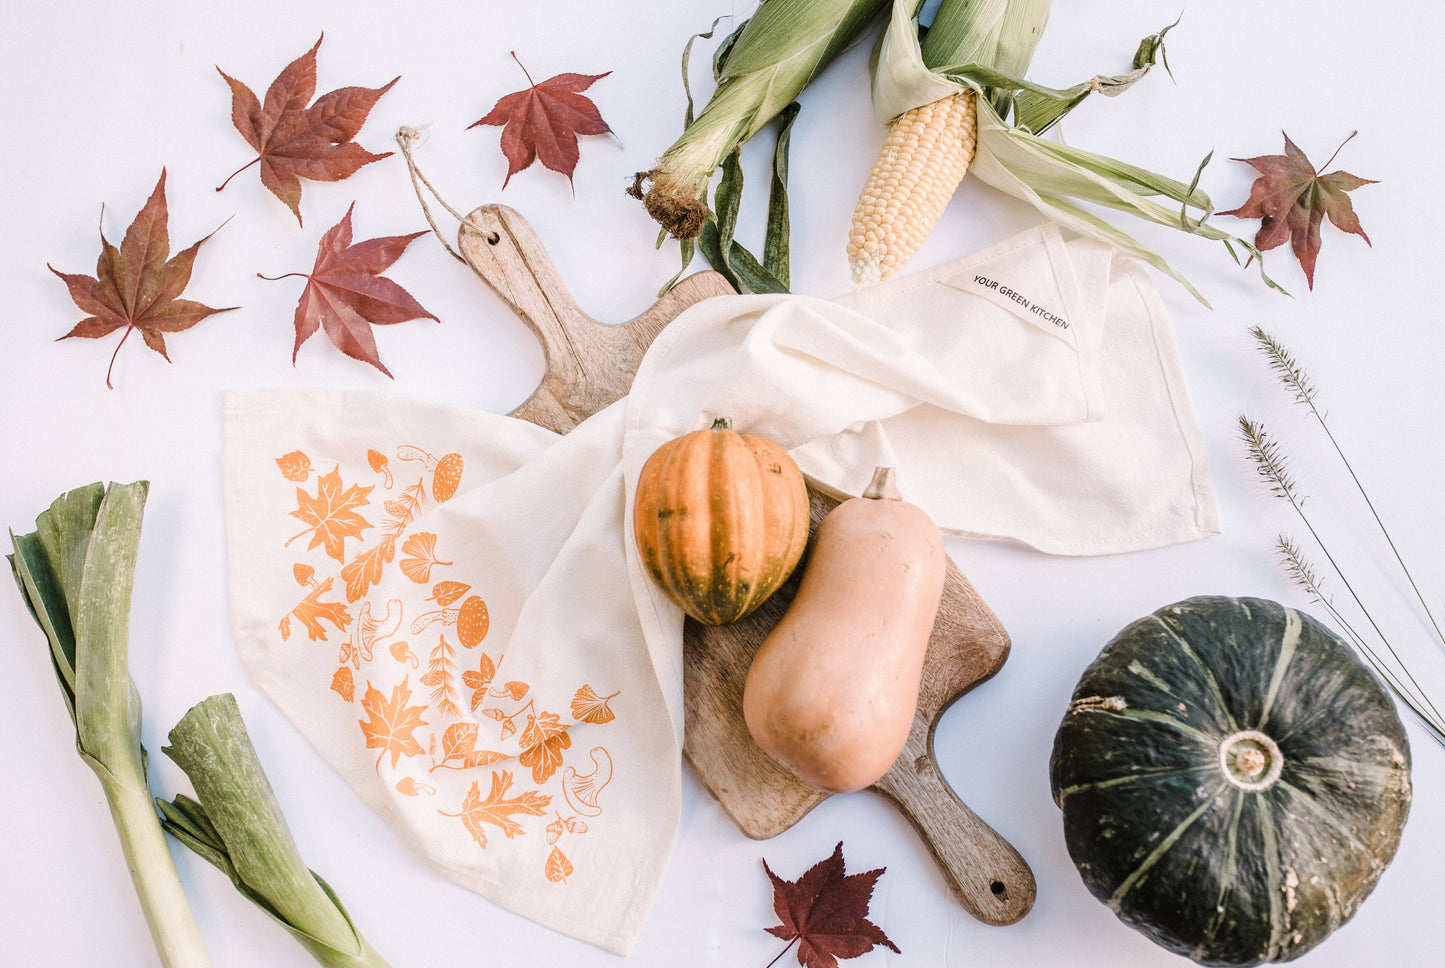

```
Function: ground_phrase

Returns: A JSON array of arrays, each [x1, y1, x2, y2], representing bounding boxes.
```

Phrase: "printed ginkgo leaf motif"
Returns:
[[429, 581, 472, 606], [359, 676, 429, 771], [545, 847, 574, 884], [400, 532, 453, 583], [519, 711, 572, 784], [288, 466, 373, 563], [276, 450, 313, 482], [570, 685, 619, 724], [278, 574, 351, 642], [340, 536, 396, 602], [331, 666, 355, 703], [439, 770, 550, 849]]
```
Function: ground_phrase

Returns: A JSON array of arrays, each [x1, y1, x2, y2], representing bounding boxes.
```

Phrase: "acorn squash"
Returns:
[[633, 417, 809, 625], [1049, 596, 1411, 966]]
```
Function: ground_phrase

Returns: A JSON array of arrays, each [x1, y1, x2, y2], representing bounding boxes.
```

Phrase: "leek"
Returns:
[[9, 481, 213, 968], [160, 694, 393, 968]]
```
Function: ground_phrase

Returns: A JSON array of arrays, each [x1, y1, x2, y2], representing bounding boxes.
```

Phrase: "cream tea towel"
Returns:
[[221, 223, 1217, 954]]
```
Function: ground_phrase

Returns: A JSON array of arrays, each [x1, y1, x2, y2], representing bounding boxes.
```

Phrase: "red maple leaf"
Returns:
[[217, 34, 398, 224], [50, 170, 235, 388], [1220, 131, 1376, 289], [468, 52, 612, 187], [762, 842, 899, 968], [260, 203, 437, 377]]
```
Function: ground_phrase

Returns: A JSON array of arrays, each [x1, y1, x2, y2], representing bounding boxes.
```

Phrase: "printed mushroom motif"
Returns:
[[562, 747, 613, 818], [409, 594, 490, 648], [368, 449, 393, 488], [389, 639, 419, 668], [396, 444, 464, 501], [342, 598, 403, 668]]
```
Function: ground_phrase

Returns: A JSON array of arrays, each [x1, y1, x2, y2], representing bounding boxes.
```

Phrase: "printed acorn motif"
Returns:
[[410, 594, 490, 648], [397, 445, 464, 501]]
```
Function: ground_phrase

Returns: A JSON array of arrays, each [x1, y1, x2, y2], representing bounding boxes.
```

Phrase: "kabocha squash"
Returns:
[[743, 467, 945, 793], [1050, 596, 1411, 966], [633, 417, 809, 625]]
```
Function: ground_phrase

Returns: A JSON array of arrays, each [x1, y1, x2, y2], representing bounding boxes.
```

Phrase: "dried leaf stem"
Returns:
[[1241, 330, 1445, 746]]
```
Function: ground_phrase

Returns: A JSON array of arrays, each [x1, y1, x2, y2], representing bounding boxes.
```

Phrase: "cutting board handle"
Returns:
[[456, 204, 733, 434], [873, 726, 1036, 925]]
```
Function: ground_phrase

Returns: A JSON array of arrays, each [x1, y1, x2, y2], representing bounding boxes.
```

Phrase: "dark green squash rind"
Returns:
[[1050, 596, 1411, 966]]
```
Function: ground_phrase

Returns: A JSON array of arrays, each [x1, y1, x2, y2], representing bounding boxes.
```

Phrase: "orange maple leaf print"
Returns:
[[359, 676, 429, 771], [519, 711, 571, 784], [438, 770, 550, 848], [275, 450, 313, 482], [400, 532, 453, 583], [288, 466, 373, 563], [279, 575, 351, 642], [570, 685, 619, 724], [545, 847, 574, 883]]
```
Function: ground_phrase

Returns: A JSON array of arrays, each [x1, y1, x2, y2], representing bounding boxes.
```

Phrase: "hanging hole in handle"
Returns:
[[990, 881, 1006, 896], [486, 231, 501, 245]]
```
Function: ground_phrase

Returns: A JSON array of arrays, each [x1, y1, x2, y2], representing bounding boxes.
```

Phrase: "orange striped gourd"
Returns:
[[633, 417, 810, 625]]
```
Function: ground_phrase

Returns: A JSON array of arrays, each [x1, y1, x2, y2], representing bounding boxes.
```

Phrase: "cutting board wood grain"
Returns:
[[455, 204, 1035, 925]]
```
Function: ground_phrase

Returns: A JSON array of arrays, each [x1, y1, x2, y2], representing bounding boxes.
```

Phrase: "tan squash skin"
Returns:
[[742, 467, 946, 794]]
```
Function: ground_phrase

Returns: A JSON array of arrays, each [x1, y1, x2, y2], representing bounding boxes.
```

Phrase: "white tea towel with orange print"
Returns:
[[221, 223, 1218, 955]]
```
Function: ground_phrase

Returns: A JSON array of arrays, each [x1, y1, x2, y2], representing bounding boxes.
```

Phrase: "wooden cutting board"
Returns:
[[456, 204, 1035, 925]]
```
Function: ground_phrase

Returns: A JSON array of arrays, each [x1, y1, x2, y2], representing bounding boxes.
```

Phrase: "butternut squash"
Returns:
[[743, 466, 945, 793]]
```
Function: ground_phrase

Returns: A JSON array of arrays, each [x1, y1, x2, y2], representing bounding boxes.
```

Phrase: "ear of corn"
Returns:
[[637, 0, 890, 241], [852, 1, 1277, 299], [848, 89, 977, 284]]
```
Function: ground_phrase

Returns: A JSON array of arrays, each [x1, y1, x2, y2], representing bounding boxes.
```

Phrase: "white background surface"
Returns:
[[3, 1, 1443, 965]]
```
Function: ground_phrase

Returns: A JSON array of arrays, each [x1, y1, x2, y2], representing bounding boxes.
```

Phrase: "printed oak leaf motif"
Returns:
[[439, 770, 550, 849], [359, 676, 429, 771], [50, 169, 236, 388], [217, 34, 398, 224], [340, 536, 396, 603], [429, 722, 508, 772], [519, 711, 572, 784], [400, 532, 453, 583], [288, 466, 373, 563], [331, 666, 355, 703], [762, 842, 899, 968], [571, 685, 619, 725], [545, 847, 574, 884], [279, 574, 351, 642], [276, 450, 313, 482]]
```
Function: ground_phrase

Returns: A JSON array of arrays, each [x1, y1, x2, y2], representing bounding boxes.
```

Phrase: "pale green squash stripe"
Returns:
[[1084, 705, 1218, 747], [1256, 803, 1288, 961], [1257, 607, 1302, 730], [1109, 780, 1229, 911], [1124, 659, 1177, 698], [1055, 764, 1210, 802], [1150, 614, 1239, 733], [1276, 776, 1378, 860]]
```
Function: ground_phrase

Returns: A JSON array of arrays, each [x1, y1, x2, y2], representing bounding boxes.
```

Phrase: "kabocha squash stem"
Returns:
[[633, 418, 809, 625], [743, 466, 946, 793]]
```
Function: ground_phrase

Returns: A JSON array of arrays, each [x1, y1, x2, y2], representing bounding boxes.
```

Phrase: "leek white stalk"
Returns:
[[9, 482, 213, 968]]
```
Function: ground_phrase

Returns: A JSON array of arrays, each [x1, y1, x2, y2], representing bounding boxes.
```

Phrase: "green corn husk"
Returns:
[[637, 0, 890, 241], [9, 482, 213, 968], [873, 0, 1277, 302], [159, 694, 392, 968]]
